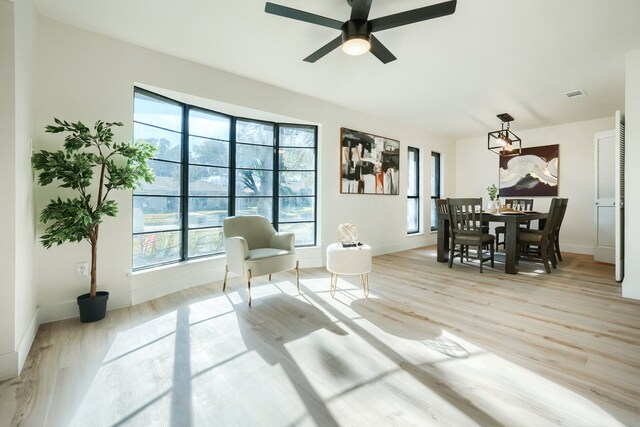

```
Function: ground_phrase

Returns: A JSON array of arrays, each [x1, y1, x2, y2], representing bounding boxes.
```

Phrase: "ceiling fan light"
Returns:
[[342, 36, 370, 56]]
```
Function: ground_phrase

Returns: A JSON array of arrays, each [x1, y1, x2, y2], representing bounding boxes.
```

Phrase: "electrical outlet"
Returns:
[[76, 261, 89, 277]]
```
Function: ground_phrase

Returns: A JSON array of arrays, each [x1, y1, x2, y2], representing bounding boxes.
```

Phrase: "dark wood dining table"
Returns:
[[437, 211, 548, 274]]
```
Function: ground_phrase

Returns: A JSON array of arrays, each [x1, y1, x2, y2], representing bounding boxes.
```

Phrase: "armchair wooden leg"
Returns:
[[248, 269, 252, 307], [223, 265, 228, 291], [295, 260, 300, 293]]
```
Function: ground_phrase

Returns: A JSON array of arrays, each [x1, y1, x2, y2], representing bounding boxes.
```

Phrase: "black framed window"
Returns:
[[430, 151, 441, 231], [407, 147, 420, 234], [132, 88, 317, 270]]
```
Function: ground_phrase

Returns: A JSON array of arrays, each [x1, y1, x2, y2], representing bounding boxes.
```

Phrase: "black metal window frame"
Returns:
[[132, 87, 318, 270], [431, 151, 441, 231], [407, 146, 420, 234]]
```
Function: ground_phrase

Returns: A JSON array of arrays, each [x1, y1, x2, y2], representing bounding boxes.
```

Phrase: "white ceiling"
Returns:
[[35, 0, 640, 140]]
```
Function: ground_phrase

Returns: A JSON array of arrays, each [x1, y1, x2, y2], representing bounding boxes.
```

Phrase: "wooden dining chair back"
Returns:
[[436, 199, 449, 214], [552, 198, 569, 261], [496, 198, 535, 249], [446, 198, 495, 273], [517, 198, 562, 273]]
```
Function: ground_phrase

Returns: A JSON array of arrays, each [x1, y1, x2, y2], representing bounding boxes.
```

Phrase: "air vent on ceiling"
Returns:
[[565, 90, 586, 99]]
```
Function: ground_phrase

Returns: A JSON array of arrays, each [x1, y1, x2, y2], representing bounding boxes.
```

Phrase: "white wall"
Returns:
[[623, 50, 640, 300], [34, 17, 456, 322], [0, 0, 38, 381], [14, 0, 38, 374], [0, 0, 19, 379], [455, 117, 614, 255]]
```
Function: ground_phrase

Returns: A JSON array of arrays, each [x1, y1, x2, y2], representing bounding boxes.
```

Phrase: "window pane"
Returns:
[[235, 197, 273, 221], [407, 199, 419, 233], [134, 123, 181, 162], [236, 120, 274, 146], [408, 150, 417, 197], [189, 137, 229, 167], [236, 170, 273, 196], [189, 166, 228, 196], [236, 144, 273, 169], [133, 196, 181, 233], [431, 153, 440, 197], [188, 198, 228, 228], [279, 197, 314, 222], [279, 126, 315, 147], [134, 91, 182, 132], [189, 109, 230, 140], [136, 160, 181, 196], [188, 228, 224, 257], [133, 231, 181, 269], [431, 199, 438, 230], [279, 148, 315, 171], [280, 171, 314, 196], [279, 222, 314, 245]]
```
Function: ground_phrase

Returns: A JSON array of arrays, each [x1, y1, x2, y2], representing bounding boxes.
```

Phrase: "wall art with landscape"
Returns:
[[499, 144, 559, 197]]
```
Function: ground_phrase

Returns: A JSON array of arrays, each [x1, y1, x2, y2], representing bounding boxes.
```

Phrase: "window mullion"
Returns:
[[273, 125, 279, 230], [230, 117, 237, 217], [181, 105, 190, 261]]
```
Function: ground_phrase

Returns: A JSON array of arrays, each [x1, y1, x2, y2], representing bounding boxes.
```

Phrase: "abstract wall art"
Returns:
[[499, 144, 559, 197], [340, 128, 400, 195]]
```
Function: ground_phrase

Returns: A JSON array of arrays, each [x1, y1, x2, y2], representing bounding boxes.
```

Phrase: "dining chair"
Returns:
[[446, 198, 495, 273], [436, 199, 449, 215], [516, 198, 562, 273], [495, 198, 535, 249], [553, 198, 569, 261]]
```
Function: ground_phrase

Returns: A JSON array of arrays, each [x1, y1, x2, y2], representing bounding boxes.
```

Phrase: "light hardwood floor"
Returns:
[[1, 247, 639, 426]]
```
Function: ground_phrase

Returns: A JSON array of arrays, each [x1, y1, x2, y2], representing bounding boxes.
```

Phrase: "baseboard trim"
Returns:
[[371, 238, 435, 257], [38, 299, 78, 324], [17, 308, 39, 374], [622, 282, 640, 300], [0, 350, 18, 381], [561, 244, 594, 256]]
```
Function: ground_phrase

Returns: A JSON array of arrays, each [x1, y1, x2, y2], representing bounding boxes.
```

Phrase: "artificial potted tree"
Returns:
[[32, 119, 155, 322]]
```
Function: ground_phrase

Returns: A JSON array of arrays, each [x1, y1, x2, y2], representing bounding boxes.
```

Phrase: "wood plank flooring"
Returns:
[[1, 247, 639, 426]]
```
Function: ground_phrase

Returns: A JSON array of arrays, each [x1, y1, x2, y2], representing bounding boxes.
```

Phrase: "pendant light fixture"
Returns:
[[487, 113, 522, 156]]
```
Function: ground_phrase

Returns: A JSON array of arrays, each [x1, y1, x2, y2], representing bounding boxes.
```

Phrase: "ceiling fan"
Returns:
[[264, 0, 457, 64]]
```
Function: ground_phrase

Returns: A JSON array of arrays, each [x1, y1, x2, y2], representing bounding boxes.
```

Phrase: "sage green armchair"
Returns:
[[223, 215, 299, 306]]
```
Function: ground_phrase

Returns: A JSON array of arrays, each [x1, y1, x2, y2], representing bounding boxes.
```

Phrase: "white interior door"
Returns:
[[594, 130, 616, 263]]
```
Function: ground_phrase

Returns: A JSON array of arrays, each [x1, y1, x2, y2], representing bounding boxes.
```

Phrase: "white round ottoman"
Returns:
[[326, 242, 372, 297]]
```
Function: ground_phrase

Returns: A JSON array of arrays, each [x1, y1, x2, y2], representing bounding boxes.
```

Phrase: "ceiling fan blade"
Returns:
[[369, 35, 397, 64], [265, 3, 343, 30], [350, 0, 373, 21], [370, 0, 457, 32], [303, 35, 343, 63]]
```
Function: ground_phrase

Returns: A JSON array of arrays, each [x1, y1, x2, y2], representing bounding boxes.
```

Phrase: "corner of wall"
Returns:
[[17, 308, 39, 374]]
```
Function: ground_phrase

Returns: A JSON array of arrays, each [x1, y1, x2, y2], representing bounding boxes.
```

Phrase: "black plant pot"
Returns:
[[77, 291, 109, 323]]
